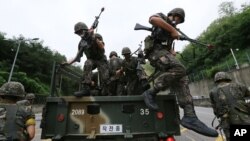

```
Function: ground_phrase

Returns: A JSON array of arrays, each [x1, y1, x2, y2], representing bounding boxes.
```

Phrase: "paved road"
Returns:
[[33, 107, 225, 141], [175, 107, 225, 141]]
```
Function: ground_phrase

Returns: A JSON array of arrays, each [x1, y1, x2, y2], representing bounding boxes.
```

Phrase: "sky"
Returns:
[[0, 0, 248, 66]]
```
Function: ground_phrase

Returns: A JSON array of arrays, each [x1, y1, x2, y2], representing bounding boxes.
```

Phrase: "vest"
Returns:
[[0, 100, 32, 141]]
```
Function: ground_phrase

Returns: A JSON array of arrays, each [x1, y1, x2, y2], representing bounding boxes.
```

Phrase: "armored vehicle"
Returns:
[[40, 62, 180, 141]]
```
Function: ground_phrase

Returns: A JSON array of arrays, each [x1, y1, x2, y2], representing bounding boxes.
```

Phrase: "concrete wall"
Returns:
[[189, 66, 250, 98]]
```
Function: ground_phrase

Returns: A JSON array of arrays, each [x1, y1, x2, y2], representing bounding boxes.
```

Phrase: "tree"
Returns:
[[218, 1, 236, 17]]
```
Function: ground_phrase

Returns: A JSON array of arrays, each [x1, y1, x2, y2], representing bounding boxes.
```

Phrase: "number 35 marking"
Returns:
[[140, 108, 150, 115]]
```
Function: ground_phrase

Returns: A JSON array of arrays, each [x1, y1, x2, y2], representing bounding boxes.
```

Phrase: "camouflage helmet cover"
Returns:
[[168, 8, 185, 23], [122, 47, 131, 55], [25, 93, 35, 100], [214, 72, 232, 82], [74, 22, 88, 33], [0, 81, 26, 98], [109, 51, 118, 58]]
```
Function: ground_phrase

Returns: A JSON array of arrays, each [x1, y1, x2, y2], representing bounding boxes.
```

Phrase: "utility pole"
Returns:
[[230, 48, 239, 69], [8, 38, 39, 82]]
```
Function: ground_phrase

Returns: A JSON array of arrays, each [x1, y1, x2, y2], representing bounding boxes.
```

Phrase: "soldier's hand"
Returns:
[[116, 69, 123, 76], [88, 28, 94, 38]]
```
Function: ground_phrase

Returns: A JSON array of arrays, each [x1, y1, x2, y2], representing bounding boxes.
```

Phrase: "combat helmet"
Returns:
[[122, 47, 131, 55], [25, 93, 35, 100], [95, 33, 103, 41], [0, 81, 26, 98], [109, 51, 118, 58], [168, 8, 185, 23], [74, 22, 88, 33], [214, 72, 232, 83]]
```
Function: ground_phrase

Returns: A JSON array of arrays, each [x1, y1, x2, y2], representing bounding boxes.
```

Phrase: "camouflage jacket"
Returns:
[[76, 33, 106, 61], [209, 82, 250, 124], [0, 100, 35, 141]]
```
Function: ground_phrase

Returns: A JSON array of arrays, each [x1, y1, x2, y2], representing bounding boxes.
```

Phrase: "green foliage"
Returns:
[[0, 36, 81, 95], [180, 3, 250, 81]]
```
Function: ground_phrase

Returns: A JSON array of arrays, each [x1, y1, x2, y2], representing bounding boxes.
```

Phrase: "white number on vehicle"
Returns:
[[140, 108, 150, 115], [71, 109, 85, 115]]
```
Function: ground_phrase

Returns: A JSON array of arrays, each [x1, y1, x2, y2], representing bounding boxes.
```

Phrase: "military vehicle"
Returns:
[[40, 62, 180, 141]]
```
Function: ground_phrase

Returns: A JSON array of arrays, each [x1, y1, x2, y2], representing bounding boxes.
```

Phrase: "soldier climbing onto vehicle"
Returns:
[[210, 71, 250, 141], [108, 51, 125, 96], [116, 47, 150, 95], [62, 22, 110, 97], [142, 8, 218, 137], [0, 81, 36, 141]]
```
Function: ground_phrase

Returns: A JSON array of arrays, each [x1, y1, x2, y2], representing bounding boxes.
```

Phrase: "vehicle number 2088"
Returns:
[[71, 109, 85, 116], [140, 108, 150, 115]]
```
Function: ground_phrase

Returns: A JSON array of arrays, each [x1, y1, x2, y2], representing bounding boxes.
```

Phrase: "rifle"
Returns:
[[82, 7, 105, 46], [91, 7, 105, 31], [134, 23, 214, 49]]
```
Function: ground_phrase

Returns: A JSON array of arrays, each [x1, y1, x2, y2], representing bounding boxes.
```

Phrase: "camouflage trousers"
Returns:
[[148, 48, 194, 116], [109, 78, 125, 96], [83, 59, 110, 96], [126, 78, 144, 96]]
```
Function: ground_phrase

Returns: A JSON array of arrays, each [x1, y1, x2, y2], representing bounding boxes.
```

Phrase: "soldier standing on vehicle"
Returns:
[[117, 47, 150, 95], [210, 71, 250, 141], [62, 22, 110, 97], [142, 8, 218, 137], [0, 81, 36, 141], [108, 51, 125, 96]]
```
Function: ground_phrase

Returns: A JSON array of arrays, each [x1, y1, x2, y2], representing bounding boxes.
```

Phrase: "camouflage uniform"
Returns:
[[121, 47, 149, 95], [108, 51, 125, 96], [73, 22, 110, 96], [210, 72, 250, 141], [143, 8, 218, 137], [0, 82, 36, 141]]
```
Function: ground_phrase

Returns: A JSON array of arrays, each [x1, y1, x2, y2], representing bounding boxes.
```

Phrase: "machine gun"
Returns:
[[134, 23, 214, 49]]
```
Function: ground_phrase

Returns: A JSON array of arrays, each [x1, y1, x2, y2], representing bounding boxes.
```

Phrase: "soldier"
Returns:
[[62, 22, 110, 97], [142, 8, 218, 137], [108, 51, 125, 96], [0, 81, 36, 141], [117, 47, 150, 95], [210, 71, 250, 141], [25, 93, 35, 105]]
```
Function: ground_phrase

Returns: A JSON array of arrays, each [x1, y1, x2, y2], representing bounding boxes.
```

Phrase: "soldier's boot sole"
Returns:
[[181, 116, 218, 137]]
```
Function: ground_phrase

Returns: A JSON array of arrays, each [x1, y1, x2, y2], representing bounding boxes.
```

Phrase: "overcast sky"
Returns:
[[0, 0, 248, 66]]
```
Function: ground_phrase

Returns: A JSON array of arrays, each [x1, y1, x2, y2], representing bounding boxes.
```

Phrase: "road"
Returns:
[[33, 107, 225, 141], [175, 107, 225, 141]]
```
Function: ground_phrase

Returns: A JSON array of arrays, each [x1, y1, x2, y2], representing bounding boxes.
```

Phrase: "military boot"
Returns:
[[143, 88, 159, 110], [74, 84, 90, 97], [180, 104, 218, 137]]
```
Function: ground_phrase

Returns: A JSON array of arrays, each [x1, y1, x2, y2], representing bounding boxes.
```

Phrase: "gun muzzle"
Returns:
[[134, 23, 152, 31]]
